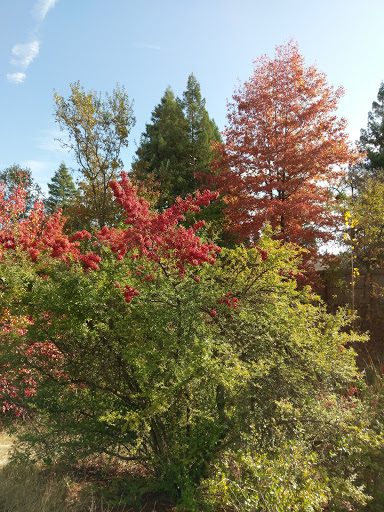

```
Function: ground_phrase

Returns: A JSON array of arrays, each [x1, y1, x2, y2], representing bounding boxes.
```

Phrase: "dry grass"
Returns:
[[0, 427, 176, 511], [0, 460, 133, 512], [0, 447, 174, 511], [0, 463, 71, 512], [0, 426, 125, 511]]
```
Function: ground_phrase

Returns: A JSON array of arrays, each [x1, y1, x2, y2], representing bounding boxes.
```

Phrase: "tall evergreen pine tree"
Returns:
[[46, 163, 77, 213], [132, 75, 221, 209], [348, 82, 384, 192], [182, 73, 221, 178], [132, 87, 190, 209], [359, 82, 384, 172]]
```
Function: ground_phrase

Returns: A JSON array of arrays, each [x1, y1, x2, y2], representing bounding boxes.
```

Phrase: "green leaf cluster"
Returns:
[[1, 226, 380, 510]]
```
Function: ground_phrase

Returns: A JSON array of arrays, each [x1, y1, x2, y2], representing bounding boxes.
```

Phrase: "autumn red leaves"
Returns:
[[207, 40, 360, 254], [2, 44, 382, 511]]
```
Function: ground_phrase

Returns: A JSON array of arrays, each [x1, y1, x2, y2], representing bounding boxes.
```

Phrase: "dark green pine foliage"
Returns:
[[181, 74, 224, 230], [359, 82, 384, 173], [132, 87, 190, 209], [46, 163, 77, 213], [349, 83, 384, 191], [132, 75, 221, 210], [182, 73, 221, 179]]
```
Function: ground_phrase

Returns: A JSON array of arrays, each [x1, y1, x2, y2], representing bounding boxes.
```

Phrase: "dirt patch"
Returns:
[[0, 432, 13, 467]]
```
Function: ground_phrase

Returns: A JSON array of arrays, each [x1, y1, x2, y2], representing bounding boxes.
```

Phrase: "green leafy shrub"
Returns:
[[0, 177, 382, 510]]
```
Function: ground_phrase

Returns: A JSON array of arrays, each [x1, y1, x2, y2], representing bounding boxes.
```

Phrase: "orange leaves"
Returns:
[[209, 40, 361, 250]]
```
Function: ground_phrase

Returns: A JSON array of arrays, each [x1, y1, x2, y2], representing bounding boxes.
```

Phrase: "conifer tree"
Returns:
[[132, 76, 221, 209], [343, 82, 384, 275], [46, 162, 77, 214], [132, 87, 190, 209], [182, 73, 221, 178], [359, 82, 384, 172]]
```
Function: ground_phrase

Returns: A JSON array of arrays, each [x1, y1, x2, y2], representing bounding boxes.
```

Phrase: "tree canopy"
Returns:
[[181, 73, 222, 179], [0, 164, 42, 212], [208, 41, 360, 253], [0, 176, 378, 511], [46, 162, 77, 213], [132, 87, 190, 209], [2, 50, 384, 512], [131, 74, 221, 210], [359, 82, 384, 172], [54, 81, 135, 228]]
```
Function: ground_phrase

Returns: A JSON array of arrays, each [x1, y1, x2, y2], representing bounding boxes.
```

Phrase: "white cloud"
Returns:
[[11, 40, 40, 69], [6, 72, 26, 84], [21, 159, 55, 194], [22, 159, 50, 174], [133, 42, 161, 51], [36, 129, 69, 153], [33, 0, 58, 21], [6, 0, 58, 84]]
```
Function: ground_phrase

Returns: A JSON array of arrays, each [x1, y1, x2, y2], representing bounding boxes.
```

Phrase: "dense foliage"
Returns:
[[0, 164, 42, 213], [0, 175, 383, 511], [132, 75, 221, 211], [359, 82, 384, 173], [54, 82, 135, 228], [2, 43, 384, 512], [46, 163, 77, 215], [338, 81, 384, 367], [207, 41, 360, 257]]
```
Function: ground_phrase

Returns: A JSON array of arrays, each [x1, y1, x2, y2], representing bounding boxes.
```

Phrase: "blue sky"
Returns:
[[1, 0, 384, 195]]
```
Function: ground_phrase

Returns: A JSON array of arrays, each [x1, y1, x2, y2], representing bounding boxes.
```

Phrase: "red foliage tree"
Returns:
[[0, 175, 220, 414], [0, 181, 100, 270], [209, 41, 361, 253], [98, 172, 220, 278], [0, 181, 102, 414]]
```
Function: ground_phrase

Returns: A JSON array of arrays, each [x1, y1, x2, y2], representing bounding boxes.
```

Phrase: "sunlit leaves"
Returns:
[[54, 82, 135, 228], [208, 40, 361, 260]]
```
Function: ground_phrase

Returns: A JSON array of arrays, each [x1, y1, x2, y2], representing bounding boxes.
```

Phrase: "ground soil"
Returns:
[[0, 432, 13, 467]]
